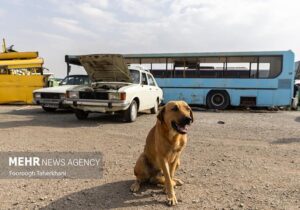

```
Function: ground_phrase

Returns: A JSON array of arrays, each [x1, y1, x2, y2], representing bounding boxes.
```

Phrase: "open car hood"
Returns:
[[79, 54, 132, 83]]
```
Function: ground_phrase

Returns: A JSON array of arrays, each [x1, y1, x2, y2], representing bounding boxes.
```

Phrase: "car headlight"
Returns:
[[67, 91, 79, 99], [34, 92, 41, 99], [108, 92, 126, 100], [60, 93, 66, 99], [108, 92, 120, 100]]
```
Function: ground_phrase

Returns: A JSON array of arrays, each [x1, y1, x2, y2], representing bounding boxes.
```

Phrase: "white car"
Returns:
[[292, 79, 300, 110], [33, 75, 90, 112], [64, 54, 163, 122]]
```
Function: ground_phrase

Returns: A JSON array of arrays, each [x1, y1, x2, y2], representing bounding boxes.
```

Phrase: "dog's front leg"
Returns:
[[159, 158, 178, 206], [170, 156, 179, 179], [170, 157, 184, 186]]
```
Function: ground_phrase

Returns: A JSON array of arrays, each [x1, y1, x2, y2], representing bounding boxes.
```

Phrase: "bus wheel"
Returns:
[[206, 90, 230, 110]]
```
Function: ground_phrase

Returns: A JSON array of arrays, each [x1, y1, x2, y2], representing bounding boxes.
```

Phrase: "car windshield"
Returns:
[[130, 70, 140, 84], [60, 75, 90, 85]]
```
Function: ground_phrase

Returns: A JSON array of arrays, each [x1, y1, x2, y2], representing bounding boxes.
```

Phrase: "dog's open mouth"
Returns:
[[171, 121, 189, 134]]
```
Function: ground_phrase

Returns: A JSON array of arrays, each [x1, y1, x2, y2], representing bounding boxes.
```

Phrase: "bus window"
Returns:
[[173, 57, 226, 78], [250, 62, 258, 78], [258, 63, 270, 78], [197, 62, 224, 78], [226, 56, 257, 78], [259, 56, 282, 78], [144, 55, 282, 79]]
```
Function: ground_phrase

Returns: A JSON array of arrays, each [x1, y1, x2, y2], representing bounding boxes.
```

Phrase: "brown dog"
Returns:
[[130, 101, 193, 206]]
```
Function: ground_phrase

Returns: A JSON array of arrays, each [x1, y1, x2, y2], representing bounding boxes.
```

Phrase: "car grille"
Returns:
[[79, 92, 109, 100], [41, 93, 60, 99]]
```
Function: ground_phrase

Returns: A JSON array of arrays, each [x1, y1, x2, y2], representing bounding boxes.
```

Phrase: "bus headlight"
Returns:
[[67, 91, 79, 99]]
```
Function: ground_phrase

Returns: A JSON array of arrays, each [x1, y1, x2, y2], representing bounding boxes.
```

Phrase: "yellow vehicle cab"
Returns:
[[0, 40, 45, 104]]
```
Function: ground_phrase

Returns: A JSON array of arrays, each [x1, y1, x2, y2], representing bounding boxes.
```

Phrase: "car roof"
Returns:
[[129, 68, 152, 74], [128, 65, 151, 74]]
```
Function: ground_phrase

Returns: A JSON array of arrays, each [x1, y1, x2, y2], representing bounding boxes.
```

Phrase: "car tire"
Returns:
[[74, 109, 89, 120], [150, 100, 159, 114], [42, 106, 57, 112], [123, 100, 138, 122], [206, 90, 230, 110], [291, 96, 299, 110]]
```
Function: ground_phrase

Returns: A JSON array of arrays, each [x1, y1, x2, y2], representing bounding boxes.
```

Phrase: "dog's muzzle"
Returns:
[[171, 117, 192, 134]]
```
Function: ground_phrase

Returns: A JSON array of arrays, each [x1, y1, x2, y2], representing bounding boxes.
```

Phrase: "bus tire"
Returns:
[[206, 90, 230, 110]]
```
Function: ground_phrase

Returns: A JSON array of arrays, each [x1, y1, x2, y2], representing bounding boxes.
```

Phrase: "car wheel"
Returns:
[[124, 100, 138, 122], [291, 96, 299, 110], [150, 100, 159, 114], [206, 90, 230, 110], [74, 109, 89, 120], [42, 106, 57, 112]]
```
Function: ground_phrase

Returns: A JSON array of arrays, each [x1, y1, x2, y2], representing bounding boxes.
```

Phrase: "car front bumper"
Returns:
[[64, 99, 130, 112], [33, 98, 69, 109]]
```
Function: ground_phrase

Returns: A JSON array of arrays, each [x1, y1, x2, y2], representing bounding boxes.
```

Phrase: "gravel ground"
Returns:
[[0, 105, 299, 210]]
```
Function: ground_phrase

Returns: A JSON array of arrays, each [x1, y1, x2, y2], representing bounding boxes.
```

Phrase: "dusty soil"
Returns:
[[0, 105, 299, 210]]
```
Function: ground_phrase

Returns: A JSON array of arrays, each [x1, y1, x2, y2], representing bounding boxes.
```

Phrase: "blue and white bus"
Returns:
[[124, 51, 296, 109]]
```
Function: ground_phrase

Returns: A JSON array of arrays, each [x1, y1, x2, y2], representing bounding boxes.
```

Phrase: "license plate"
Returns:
[[43, 104, 59, 108]]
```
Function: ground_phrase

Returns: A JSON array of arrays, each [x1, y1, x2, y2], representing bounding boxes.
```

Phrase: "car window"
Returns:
[[141, 73, 148, 85], [83, 77, 91, 85], [60, 76, 90, 85], [147, 74, 156, 86], [75, 76, 90, 85], [130, 70, 140, 84], [67, 77, 75, 85]]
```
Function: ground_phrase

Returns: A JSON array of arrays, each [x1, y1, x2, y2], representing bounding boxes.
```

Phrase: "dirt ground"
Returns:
[[0, 105, 299, 210]]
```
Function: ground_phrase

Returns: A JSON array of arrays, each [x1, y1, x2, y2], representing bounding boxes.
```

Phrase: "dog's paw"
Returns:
[[173, 178, 184, 186], [130, 182, 140, 192], [166, 195, 178, 206]]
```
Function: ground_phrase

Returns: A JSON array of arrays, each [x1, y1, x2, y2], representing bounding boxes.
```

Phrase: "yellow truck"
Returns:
[[0, 40, 45, 104]]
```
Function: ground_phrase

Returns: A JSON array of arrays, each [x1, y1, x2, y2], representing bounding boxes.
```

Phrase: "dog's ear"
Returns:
[[190, 109, 194, 122], [157, 106, 165, 123]]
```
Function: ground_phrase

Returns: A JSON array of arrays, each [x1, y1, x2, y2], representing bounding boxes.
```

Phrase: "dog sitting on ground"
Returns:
[[130, 101, 193, 206]]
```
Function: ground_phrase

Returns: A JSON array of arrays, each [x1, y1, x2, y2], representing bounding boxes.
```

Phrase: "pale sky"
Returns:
[[1, 0, 300, 78]]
